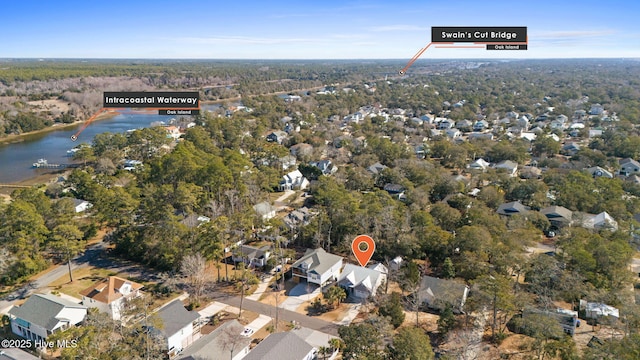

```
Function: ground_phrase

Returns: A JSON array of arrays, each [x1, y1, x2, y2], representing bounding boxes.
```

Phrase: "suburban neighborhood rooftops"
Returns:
[[8, 293, 87, 331], [157, 300, 200, 337], [79, 276, 144, 304], [338, 263, 384, 293], [233, 244, 271, 259], [243, 331, 314, 360], [177, 320, 250, 360], [292, 248, 343, 275], [497, 201, 529, 216], [417, 276, 469, 310], [540, 205, 573, 223]]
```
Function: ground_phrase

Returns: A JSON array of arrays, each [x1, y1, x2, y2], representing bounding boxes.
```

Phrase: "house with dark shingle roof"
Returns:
[[497, 201, 530, 216], [80, 276, 144, 321], [291, 248, 343, 288], [266, 130, 287, 144], [243, 331, 316, 360], [417, 276, 469, 313], [367, 162, 388, 175], [540, 206, 573, 228], [177, 320, 250, 360], [157, 300, 201, 357], [231, 244, 272, 268], [8, 293, 87, 343]]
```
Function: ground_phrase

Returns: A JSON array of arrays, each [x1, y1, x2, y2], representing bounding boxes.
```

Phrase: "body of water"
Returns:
[[0, 112, 175, 183]]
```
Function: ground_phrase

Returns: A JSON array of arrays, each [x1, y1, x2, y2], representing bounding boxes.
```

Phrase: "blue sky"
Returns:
[[1, 0, 638, 59]]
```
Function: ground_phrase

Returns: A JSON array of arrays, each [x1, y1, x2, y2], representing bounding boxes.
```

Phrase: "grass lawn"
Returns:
[[253, 319, 293, 341], [48, 266, 119, 299], [268, 192, 282, 203]]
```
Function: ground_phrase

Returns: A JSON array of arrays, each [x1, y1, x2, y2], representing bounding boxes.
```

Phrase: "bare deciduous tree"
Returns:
[[220, 323, 248, 360], [181, 252, 210, 305]]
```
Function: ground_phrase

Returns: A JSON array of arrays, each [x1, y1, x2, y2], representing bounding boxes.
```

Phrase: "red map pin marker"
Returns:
[[352, 235, 375, 267]]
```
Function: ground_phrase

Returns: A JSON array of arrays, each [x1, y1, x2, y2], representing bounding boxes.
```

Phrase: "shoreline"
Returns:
[[0, 170, 68, 196], [0, 110, 119, 145]]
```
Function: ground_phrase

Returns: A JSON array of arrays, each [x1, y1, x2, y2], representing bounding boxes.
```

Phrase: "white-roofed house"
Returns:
[[279, 170, 309, 191], [495, 160, 518, 177], [337, 263, 386, 301], [71, 198, 93, 213], [468, 158, 490, 172], [589, 211, 618, 231]]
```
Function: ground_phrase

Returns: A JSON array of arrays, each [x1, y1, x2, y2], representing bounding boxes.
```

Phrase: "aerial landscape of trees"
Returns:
[[2, 58, 640, 359]]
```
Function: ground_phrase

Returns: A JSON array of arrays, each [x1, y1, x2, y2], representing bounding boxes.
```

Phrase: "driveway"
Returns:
[[198, 301, 229, 319], [336, 303, 361, 326], [246, 275, 274, 301], [280, 283, 321, 311], [246, 314, 272, 333]]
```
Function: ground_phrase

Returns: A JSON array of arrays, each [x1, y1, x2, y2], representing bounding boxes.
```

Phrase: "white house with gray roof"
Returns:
[[620, 158, 640, 176], [232, 244, 272, 268], [278, 170, 309, 191], [337, 263, 386, 301], [157, 300, 201, 358], [71, 198, 93, 213], [8, 293, 87, 343], [243, 331, 316, 360], [495, 160, 518, 177], [291, 248, 343, 287]]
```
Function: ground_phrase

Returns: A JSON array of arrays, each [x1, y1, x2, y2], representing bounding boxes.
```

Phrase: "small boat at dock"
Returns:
[[32, 159, 65, 168]]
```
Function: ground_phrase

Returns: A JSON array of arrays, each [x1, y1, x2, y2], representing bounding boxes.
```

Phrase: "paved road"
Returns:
[[0, 241, 107, 313], [0, 239, 160, 314], [214, 294, 340, 336]]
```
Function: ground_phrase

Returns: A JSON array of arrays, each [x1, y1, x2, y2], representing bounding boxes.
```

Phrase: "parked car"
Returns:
[[241, 328, 255, 337]]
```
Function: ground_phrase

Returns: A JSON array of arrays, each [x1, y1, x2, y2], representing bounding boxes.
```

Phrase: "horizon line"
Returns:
[[1, 57, 640, 61]]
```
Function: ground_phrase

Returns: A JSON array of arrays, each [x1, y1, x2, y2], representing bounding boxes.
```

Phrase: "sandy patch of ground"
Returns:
[[400, 309, 440, 332], [310, 302, 355, 323], [252, 320, 294, 344], [259, 289, 286, 307], [573, 322, 624, 355], [27, 99, 71, 113], [497, 333, 531, 359], [0, 170, 67, 195]]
